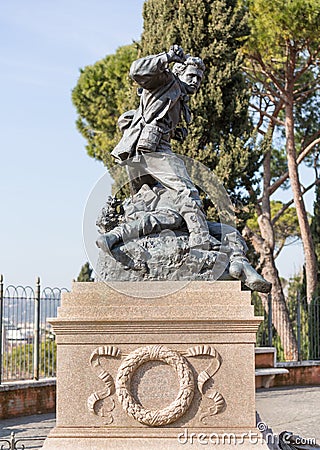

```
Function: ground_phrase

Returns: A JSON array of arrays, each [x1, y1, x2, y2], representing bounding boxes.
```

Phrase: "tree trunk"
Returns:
[[285, 46, 318, 302], [243, 222, 298, 360], [261, 146, 298, 359], [261, 252, 298, 361]]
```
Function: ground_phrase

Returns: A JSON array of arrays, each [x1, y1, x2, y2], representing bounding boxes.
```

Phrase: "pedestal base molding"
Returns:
[[43, 281, 268, 449]]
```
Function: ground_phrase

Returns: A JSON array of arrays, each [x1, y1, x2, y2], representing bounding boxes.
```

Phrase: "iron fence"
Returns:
[[0, 432, 46, 449], [0, 275, 68, 384], [1, 274, 319, 374], [255, 292, 320, 362]]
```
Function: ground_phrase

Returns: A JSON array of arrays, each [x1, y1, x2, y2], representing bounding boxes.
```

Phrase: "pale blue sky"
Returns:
[[0, 0, 313, 289], [0, 0, 145, 288]]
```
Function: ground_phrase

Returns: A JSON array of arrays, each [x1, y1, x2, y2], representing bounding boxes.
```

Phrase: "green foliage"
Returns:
[[3, 341, 57, 379], [270, 147, 289, 187], [311, 183, 320, 263], [242, 0, 320, 302], [243, 0, 320, 158], [72, 44, 139, 168], [294, 70, 320, 159], [293, 236, 320, 360], [244, 0, 320, 59], [77, 262, 94, 282], [308, 296, 320, 359], [271, 203, 300, 244], [253, 275, 320, 361], [71, 1, 262, 223], [286, 274, 310, 359], [247, 200, 300, 256], [282, 273, 320, 360], [141, 0, 261, 215], [252, 291, 285, 361], [311, 183, 320, 295]]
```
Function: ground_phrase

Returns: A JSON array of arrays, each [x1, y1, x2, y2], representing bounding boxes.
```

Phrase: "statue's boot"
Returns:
[[229, 257, 272, 293], [96, 215, 162, 252], [183, 211, 211, 251], [96, 227, 122, 252]]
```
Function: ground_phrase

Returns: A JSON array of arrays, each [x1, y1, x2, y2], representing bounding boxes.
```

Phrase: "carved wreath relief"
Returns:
[[88, 344, 225, 426]]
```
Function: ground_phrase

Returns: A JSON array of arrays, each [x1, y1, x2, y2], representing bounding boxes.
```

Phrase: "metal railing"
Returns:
[[0, 275, 68, 384], [0, 432, 46, 449], [255, 292, 320, 362]]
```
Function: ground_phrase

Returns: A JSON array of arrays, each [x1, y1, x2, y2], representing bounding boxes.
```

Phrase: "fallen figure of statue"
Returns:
[[95, 45, 271, 293], [96, 184, 271, 293]]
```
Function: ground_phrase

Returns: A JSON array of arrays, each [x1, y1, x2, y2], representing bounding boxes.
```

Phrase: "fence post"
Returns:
[[33, 277, 41, 380], [267, 293, 273, 347], [0, 274, 3, 384], [297, 290, 301, 361]]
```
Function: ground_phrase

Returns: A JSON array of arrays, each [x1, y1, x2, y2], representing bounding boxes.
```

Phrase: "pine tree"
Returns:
[[140, 0, 260, 220], [77, 262, 94, 282], [242, 0, 320, 301], [72, 44, 138, 169], [240, 0, 320, 356]]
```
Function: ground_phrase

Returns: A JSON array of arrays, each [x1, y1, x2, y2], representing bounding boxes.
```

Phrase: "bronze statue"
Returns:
[[97, 46, 271, 293], [111, 45, 210, 250]]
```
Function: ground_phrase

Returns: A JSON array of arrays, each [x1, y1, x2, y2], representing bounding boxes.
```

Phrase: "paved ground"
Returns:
[[0, 386, 319, 448], [0, 413, 55, 449], [256, 385, 320, 444]]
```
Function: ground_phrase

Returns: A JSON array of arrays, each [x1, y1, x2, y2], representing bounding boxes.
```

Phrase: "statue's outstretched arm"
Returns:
[[129, 45, 185, 90]]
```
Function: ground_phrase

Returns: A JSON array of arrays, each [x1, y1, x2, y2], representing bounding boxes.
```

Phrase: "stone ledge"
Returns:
[[254, 347, 276, 354], [255, 368, 289, 376], [60, 280, 248, 307], [52, 319, 263, 345], [51, 319, 263, 333], [258, 362, 320, 388], [0, 378, 56, 392], [278, 360, 320, 367]]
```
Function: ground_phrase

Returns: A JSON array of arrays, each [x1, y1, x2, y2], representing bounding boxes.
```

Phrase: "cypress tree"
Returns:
[[72, 1, 260, 221], [140, 0, 260, 219], [77, 262, 94, 282], [311, 183, 320, 275], [309, 183, 320, 359]]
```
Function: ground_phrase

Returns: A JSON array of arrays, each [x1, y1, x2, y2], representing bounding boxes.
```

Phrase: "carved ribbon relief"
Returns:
[[88, 344, 225, 426], [87, 345, 121, 424]]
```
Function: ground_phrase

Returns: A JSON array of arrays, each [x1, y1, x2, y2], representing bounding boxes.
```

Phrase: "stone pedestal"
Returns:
[[43, 281, 268, 449]]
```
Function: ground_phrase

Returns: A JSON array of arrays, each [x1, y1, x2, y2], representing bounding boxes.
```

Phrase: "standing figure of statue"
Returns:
[[111, 45, 210, 251], [96, 45, 272, 293]]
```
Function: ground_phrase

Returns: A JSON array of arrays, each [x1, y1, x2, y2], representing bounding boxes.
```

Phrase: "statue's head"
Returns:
[[173, 56, 205, 95]]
